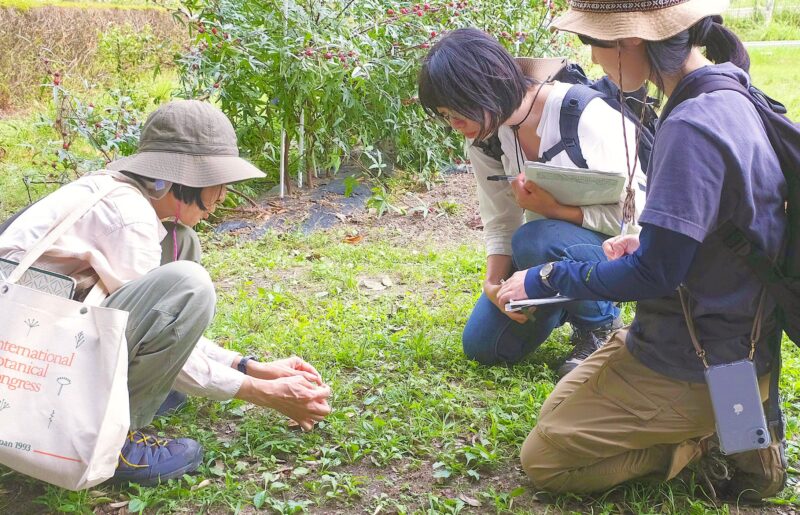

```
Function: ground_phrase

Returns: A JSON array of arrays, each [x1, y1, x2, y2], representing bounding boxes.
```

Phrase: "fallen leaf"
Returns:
[[109, 501, 129, 509], [315, 291, 329, 298], [381, 276, 394, 287], [344, 234, 364, 244], [362, 279, 386, 291], [191, 479, 212, 491], [458, 494, 481, 507]]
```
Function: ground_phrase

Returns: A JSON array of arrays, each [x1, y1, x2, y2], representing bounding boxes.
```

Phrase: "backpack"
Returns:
[[660, 71, 800, 348], [474, 63, 658, 173]]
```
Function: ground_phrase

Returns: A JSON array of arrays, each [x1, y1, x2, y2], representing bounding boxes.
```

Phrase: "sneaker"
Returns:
[[155, 390, 188, 417], [556, 316, 623, 378], [111, 431, 203, 486], [690, 437, 734, 503], [685, 433, 787, 503]]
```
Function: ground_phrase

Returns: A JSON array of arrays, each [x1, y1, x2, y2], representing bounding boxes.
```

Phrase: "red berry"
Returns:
[[348, 50, 355, 57], [324, 52, 333, 59], [430, 31, 437, 37], [211, 27, 218, 35], [421, 42, 430, 48], [53, 77, 61, 86], [400, 7, 408, 14], [94, 122, 101, 128], [501, 31, 510, 38], [213, 82, 220, 88], [305, 48, 314, 56], [198, 26, 205, 33], [88, 103, 94, 108], [62, 142, 70, 150], [387, 8, 394, 14], [224, 33, 230, 39], [424, 3, 430, 9], [417, 10, 423, 16]]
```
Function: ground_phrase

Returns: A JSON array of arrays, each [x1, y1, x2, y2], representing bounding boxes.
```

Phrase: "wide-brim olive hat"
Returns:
[[515, 56, 568, 82], [107, 99, 265, 188], [552, 0, 730, 42]]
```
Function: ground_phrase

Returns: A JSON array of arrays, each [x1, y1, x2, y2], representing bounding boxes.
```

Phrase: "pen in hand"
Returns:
[[486, 175, 516, 182]]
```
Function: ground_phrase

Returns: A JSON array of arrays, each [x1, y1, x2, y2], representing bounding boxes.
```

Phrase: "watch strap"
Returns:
[[237, 355, 258, 374]]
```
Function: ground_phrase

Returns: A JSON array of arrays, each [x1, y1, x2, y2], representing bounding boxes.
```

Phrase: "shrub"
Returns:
[[175, 0, 571, 189]]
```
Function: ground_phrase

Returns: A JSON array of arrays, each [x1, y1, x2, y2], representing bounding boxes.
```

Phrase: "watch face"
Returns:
[[541, 262, 554, 277]]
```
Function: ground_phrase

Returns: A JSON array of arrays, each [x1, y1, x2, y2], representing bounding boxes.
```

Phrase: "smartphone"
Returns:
[[705, 359, 770, 455]]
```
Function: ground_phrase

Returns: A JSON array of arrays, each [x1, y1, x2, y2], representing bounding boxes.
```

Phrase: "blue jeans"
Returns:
[[462, 219, 620, 365]]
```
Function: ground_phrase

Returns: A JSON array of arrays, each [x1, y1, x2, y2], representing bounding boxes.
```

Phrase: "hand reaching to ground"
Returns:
[[249, 356, 324, 385], [237, 375, 331, 431]]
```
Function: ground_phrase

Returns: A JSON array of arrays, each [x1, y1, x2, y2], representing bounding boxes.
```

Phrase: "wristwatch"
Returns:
[[539, 262, 556, 291], [237, 355, 258, 375]]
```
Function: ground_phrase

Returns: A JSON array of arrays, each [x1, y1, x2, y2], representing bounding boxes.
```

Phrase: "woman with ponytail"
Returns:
[[496, 0, 789, 500]]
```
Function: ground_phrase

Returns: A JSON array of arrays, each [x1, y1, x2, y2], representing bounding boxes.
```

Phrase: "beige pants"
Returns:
[[521, 328, 770, 494]]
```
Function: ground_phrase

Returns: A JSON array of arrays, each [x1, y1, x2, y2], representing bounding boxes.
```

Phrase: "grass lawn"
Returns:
[[749, 45, 800, 118]]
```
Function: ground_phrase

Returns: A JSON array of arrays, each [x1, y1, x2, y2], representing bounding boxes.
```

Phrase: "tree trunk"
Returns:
[[282, 131, 291, 194]]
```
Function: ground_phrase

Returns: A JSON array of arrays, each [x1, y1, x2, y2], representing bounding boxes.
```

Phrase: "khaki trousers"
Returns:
[[520, 328, 770, 494], [102, 223, 213, 430]]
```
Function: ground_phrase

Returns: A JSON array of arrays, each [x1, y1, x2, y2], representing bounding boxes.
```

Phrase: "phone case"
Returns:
[[0, 257, 76, 299], [705, 359, 770, 455]]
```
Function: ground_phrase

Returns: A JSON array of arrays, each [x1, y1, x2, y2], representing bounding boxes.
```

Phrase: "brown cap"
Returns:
[[107, 100, 265, 187], [552, 0, 729, 42]]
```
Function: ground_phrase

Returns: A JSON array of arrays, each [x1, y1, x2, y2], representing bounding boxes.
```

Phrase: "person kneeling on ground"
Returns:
[[0, 100, 332, 486], [418, 28, 647, 377], [497, 0, 788, 501]]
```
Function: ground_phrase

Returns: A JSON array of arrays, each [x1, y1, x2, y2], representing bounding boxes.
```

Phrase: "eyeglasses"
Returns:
[[577, 34, 617, 49], [437, 110, 469, 124]]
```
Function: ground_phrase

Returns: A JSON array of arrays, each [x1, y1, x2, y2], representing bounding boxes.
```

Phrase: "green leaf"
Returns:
[[128, 499, 146, 513], [253, 490, 268, 509]]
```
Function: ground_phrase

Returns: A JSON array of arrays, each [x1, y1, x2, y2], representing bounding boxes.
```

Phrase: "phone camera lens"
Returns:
[[758, 438, 765, 444], [756, 429, 764, 435]]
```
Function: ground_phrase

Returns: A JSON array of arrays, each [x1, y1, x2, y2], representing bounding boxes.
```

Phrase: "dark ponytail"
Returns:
[[647, 16, 750, 90]]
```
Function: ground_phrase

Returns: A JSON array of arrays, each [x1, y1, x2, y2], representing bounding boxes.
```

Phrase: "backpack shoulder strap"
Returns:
[[541, 85, 603, 168]]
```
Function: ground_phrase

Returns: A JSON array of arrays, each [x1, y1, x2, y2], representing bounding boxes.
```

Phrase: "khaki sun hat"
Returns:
[[515, 57, 568, 82], [107, 99, 265, 188], [552, 0, 730, 42]]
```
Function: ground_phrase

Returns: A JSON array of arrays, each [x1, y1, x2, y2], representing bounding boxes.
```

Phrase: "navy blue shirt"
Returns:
[[628, 63, 787, 382]]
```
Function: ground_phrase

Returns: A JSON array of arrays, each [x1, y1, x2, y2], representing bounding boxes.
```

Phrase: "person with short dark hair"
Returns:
[[0, 100, 332, 486], [418, 28, 646, 377], [495, 0, 788, 500]]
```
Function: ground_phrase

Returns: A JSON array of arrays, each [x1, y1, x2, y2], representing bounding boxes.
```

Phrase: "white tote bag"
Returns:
[[0, 183, 130, 490]]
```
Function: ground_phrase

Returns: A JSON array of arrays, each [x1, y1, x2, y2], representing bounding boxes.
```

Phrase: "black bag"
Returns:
[[474, 63, 658, 173], [661, 71, 800, 347]]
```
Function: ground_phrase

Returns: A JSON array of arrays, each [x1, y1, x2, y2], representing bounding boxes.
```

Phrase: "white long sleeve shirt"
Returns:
[[0, 172, 244, 400], [471, 81, 648, 256]]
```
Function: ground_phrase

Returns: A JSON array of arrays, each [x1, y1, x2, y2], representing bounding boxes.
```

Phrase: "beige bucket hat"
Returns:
[[552, 0, 730, 42], [515, 56, 568, 82], [107, 100, 265, 188]]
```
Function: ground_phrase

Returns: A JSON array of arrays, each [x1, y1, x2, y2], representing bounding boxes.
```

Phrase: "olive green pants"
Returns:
[[102, 223, 211, 430], [521, 328, 771, 494]]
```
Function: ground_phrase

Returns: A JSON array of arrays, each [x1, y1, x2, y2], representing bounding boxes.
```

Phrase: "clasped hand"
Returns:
[[239, 356, 332, 431]]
